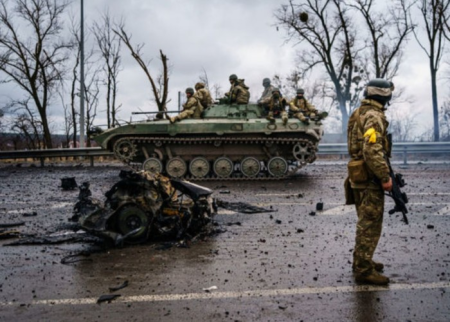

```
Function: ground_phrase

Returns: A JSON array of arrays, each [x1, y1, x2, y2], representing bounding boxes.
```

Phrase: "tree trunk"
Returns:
[[430, 68, 440, 141]]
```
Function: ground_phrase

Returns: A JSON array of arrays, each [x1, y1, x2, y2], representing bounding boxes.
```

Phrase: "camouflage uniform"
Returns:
[[228, 79, 250, 104], [194, 83, 213, 109], [265, 96, 288, 125], [257, 78, 275, 105], [289, 97, 318, 122], [171, 96, 203, 122], [347, 98, 390, 277]]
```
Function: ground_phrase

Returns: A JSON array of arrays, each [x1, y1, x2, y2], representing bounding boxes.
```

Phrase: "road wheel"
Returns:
[[213, 157, 233, 178], [189, 157, 210, 178], [241, 157, 261, 177]]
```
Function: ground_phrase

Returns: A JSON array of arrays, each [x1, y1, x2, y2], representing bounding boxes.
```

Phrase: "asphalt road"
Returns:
[[0, 162, 449, 322]]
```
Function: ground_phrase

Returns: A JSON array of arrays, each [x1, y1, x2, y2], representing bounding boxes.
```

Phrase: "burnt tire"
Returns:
[[116, 204, 150, 242]]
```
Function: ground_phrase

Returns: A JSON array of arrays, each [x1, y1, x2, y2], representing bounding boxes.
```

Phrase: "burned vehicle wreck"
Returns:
[[72, 170, 216, 245]]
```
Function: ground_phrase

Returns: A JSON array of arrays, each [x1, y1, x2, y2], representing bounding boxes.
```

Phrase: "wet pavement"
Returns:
[[0, 162, 449, 321]]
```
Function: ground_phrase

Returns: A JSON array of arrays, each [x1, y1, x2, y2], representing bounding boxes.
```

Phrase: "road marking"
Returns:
[[1, 282, 448, 307]]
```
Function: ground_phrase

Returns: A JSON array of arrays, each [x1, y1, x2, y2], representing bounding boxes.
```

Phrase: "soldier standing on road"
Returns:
[[169, 88, 203, 123], [257, 78, 275, 105], [225, 74, 250, 104], [194, 82, 213, 109], [263, 88, 288, 125], [346, 78, 395, 285], [289, 88, 319, 125]]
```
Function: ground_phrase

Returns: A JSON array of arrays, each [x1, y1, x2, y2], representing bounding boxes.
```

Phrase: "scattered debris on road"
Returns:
[[109, 280, 129, 292], [97, 294, 121, 304]]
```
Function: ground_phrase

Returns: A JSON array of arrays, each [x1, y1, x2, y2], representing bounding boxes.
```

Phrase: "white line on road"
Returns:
[[1, 282, 448, 307]]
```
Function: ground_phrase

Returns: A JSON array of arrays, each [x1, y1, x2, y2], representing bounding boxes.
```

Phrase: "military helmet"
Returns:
[[195, 82, 205, 90], [262, 78, 271, 85], [229, 74, 238, 81], [364, 78, 394, 104], [272, 88, 281, 94], [297, 88, 305, 94], [185, 87, 194, 94]]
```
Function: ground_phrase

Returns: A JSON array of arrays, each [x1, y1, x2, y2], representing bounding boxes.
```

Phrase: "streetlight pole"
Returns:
[[79, 0, 85, 148]]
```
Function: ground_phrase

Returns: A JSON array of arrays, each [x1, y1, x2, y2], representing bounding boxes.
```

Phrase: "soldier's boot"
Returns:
[[266, 112, 275, 122], [373, 261, 384, 272], [352, 260, 384, 272], [282, 115, 288, 125], [355, 271, 390, 285]]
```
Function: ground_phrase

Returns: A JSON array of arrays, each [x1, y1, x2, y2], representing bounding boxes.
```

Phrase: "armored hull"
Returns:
[[94, 103, 324, 179]]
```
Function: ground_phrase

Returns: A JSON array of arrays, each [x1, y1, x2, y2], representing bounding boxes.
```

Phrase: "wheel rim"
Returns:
[[267, 157, 288, 177], [113, 139, 137, 162], [241, 157, 261, 177], [142, 157, 163, 174], [213, 157, 234, 178], [116, 205, 149, 241], [166, 157, 187, 178], [189, 157, 210, 178]]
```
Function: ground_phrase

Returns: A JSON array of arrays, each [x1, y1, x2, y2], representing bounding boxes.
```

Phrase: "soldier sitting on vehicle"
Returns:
[[257, 77, 275, 105], [168, 87, 203, 123], [194, 82, 213, 109], [289, 88, 323, 125], [224, 74, 250, 104], [262, 88, 288, 125]]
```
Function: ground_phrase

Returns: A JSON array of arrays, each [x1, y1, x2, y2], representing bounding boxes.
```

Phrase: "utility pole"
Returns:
[[79, 0, 85, 147]]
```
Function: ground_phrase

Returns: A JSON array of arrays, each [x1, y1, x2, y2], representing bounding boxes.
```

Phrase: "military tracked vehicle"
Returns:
[[93, 102, 324, 180]]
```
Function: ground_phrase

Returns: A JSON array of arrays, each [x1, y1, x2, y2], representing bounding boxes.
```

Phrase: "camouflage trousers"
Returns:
[[292, 111, 316, 121], [352, 188, 384, 275], [175, 109, 194, 121]]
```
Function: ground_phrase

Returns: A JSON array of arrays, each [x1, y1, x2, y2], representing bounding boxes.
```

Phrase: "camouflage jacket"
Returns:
[[289, 97, 317, 114], [228, 79, 250, 104], [194, 88, 213, 108], [183, 96, 203, 119], [347, 99, 390, 187], [257, 85, 275, 104], [267, 97, 287, 112]]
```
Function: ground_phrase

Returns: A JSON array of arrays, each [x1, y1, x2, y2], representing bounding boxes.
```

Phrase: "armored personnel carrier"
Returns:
[[93, 103, 324, 180]]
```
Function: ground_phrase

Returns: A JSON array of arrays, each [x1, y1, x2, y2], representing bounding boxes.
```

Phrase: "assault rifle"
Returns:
[[385, 134, 409, 224]]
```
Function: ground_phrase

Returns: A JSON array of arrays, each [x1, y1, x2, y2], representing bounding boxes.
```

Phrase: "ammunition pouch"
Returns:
[[347, 159, 369, 184], [344, 177, 355, 205]]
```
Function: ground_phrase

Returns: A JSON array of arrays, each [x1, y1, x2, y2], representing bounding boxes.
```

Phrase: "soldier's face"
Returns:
[[229, 79, 235, 85], [297, 94, 303, 98], [186, 93, 192, 98]]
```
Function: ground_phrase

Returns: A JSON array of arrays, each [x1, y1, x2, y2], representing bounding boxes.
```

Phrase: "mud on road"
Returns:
[[0, 162, 449, 321]]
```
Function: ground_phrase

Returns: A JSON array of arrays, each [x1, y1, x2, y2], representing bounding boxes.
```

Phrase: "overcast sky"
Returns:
[[1, 0, 449, 136]]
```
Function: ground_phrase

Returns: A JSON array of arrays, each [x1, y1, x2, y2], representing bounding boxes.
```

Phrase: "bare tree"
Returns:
[[113, 23, 169, 112], [439, 99, 450, 141], [350, 0, 414, 79], [9, 99, 44, 149], [0, 0, 72, 148], [92, 11, 122, 128], [412, 0, 450, 141], [275, 0, 414, 133], [387, 109, 418, 141], [275, 0, 363, 133], [211, 84, 222, 100], [84, 67, 101, 147], [198, 67, 210, 89]]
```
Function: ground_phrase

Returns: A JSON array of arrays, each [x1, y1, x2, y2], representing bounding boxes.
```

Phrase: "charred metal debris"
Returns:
[[71, 170, 217, 246]]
